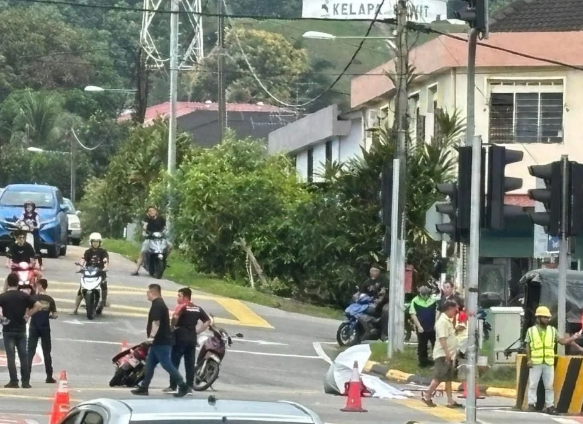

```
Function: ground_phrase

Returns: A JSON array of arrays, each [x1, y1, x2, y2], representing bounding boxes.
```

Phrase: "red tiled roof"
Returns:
[[118, 101, 285, 122]]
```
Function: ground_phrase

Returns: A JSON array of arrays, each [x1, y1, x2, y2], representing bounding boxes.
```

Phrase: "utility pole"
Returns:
[[167, 0, 179, 236], [387, 158, 400, 358], [70, 133, 77, 202], [558, 154, 569, 355], [217, 0, 227, 142]]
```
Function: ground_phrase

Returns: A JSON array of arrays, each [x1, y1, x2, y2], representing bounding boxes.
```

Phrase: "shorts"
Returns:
[[140, 240, 149, 253], [433, 357, 456, 382]]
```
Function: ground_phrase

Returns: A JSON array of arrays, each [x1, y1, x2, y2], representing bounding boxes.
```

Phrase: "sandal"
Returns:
[[447, 402, 464, 408], [421, 392, 437, 408]]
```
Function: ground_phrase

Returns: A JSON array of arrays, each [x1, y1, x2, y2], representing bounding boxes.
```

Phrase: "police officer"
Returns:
[[525, 306, 582, 414], [164, 288, 211, 392]]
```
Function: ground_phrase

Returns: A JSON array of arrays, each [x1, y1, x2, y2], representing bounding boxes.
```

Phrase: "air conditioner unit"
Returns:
[[366, 109, 379, 129]]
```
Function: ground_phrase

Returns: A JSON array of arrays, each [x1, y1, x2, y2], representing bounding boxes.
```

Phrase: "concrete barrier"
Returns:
[[515, 353, 583, 414]]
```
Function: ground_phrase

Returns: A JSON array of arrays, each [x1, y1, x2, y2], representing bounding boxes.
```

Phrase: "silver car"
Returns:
[[58, 397, 326, 424]]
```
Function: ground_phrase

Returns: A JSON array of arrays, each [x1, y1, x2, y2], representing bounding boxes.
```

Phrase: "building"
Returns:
[[267, 104, 365, 182], [119, 101, 296, 147]]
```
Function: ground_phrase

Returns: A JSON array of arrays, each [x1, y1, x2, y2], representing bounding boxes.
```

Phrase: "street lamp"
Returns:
[[84, 85, 137, 93], [302, 31, 397, 49]]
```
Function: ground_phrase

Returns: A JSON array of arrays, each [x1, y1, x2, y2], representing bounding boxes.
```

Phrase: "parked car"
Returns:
[[0, 184, 68, 258], [57, 398, 325, 424], [64, 198, 81, 246]]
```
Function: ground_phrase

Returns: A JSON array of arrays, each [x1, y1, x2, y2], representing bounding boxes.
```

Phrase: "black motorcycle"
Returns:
[[109, 342, 149, 387], [142, 231, 169, 279]]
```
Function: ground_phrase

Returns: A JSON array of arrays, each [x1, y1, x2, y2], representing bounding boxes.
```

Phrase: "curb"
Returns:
[[363, 360, 517, 399]]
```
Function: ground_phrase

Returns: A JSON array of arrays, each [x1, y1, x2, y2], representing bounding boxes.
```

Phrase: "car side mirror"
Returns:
[[76, 210, 81, 216]]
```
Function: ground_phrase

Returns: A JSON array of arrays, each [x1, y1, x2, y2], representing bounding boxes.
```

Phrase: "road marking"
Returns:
[[228, 349, 320, 359], [396, 398, 465, 422], [234, 339, 288, 346], [53, 338, 122, 345], [312, 341, 333, 364], [213, 298, 273, 329], [49, 283, 273, 329]]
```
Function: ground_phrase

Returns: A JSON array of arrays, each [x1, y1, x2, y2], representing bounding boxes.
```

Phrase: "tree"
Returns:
[[78, 119, 194, 237], [188, 28, 310, 104]]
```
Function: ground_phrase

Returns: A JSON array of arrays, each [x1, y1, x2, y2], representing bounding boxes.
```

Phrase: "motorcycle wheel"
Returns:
[[336, 322, 357, 347], [109, 368, 126, 387], [85, 292, 95, 320], [193, 359, 220, 392], [153, 259, 164, 279]]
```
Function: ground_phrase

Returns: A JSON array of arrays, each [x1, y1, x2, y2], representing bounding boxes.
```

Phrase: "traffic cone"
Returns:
[[340, 361, 367, 412], [49, 371, 70, 424], [120, 340, 128, 352], [458, 381, 484, 399]]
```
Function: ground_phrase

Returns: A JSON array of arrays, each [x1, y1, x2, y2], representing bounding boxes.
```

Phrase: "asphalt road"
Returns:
[[0, 247, 569, 424]]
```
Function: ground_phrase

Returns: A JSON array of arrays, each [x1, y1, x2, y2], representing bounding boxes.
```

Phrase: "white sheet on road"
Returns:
[[323, 344, 414, 399]]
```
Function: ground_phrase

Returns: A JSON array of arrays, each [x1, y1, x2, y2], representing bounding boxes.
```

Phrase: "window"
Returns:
[[60, 412, 81, 424], [307, 148, 314, 183], [427, 85, 438, 113], [488, 80, 564, 144], [408, 94, 420, 142], [80, 412, 104, 424], [325, 141, 333, 164]]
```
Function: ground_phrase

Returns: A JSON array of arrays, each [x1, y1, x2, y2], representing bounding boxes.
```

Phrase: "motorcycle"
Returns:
[[142, 231, 168, 279], [478, 308, 492, 340], [75, 262, 104, 320], [11, 261, 37, 295], [194, 321, 232, 391], [336, 294, 375, 346], [109, 342, 150, 387]]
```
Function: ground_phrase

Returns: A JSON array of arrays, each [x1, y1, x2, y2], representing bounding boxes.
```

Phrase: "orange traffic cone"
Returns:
[[120, 340, 128, 352], [341, 361, 367, 412], [49, 371, 70, 424], [458, 381, 484, 399]]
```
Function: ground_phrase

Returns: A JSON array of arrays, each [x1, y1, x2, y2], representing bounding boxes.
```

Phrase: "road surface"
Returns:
[[0, 247, 567, 424]]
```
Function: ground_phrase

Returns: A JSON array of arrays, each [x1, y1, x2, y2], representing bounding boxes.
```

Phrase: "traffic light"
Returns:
[[451, 0, 489, 35], [528, 161, 562, 236], [485, 146, 524, 230], [436, 183, 458, 242], [569, 162, 583, 237]]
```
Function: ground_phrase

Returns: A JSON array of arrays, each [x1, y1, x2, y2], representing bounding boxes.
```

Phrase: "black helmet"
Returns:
[[24, 200, 36, 210], [13, 229, 26, 238]]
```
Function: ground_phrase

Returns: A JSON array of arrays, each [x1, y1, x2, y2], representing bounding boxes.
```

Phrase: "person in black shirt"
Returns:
[[164, 287, 211, 392], [72, 233, 109, 315], [28, 278, 57, 383], [20, 200, 42, 268], [437, 280, 464, 316], [131, 283, 188, 397], [132, 206, 173, 276], [4, 230, 41, 292], [0, 273, 42, 388]]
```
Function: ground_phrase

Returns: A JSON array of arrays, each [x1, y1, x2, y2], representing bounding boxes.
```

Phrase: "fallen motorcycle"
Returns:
[[109, 342, 150, 387]]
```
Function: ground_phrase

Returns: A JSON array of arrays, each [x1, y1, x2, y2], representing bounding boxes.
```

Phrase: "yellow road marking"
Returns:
[[50, 281, 273, 329], [396, 398, 465, 422], [214, 298, 273, 329]]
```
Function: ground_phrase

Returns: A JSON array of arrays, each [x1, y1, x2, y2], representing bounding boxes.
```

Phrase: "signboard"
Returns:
[[302, 0, 448, 23], [533, 177, 553, 258], [547, 236, 560, 254]]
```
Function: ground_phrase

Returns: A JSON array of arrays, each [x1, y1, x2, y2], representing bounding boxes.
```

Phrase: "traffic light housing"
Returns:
[[436, 183, 459, 242], [485, 146, 524, 230], [451, 0, 489, 35], [528, 161, 562, 236], [569, 162, 583, 237]]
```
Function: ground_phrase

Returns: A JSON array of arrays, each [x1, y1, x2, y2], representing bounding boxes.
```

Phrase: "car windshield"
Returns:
[[64, 198, 76, 214], [0, 190, 56, 208]]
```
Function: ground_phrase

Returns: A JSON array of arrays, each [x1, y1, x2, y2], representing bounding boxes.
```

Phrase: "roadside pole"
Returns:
[[387, 158, 401, 358], [167, 0, 179, 238], [464, 27, 480, 424], [558, 155, 569, 355]]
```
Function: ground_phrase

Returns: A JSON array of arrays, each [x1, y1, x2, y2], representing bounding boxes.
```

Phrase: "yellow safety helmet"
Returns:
[[535, 306, 552, 318]]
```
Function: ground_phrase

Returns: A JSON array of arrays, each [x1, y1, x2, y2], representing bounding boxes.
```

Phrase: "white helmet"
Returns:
[[89, 232, 102, 244]]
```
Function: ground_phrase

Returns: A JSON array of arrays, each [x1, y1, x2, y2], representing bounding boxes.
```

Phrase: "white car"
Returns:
[[64, 197, 81, 246]]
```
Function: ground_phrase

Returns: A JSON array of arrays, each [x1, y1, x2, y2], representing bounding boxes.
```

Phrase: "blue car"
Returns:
[[0, 184, 69, 258]]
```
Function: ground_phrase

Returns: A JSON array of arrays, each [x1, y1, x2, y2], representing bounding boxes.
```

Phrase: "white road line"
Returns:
[[312, 341, 333, 364], [234, 339, 288, 346], [228, 349, 320, 359], [53, 338, 121, 346]]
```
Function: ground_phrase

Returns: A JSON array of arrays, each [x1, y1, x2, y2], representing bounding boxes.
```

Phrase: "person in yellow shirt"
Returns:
[[421, 300, 461, 408], [525, 306, 582, 414]]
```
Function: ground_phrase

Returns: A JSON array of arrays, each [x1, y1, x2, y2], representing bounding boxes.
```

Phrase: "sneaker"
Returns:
[[162, 386, 177, 393], [174, 384, 189, 398], [131, 271, 139, 276], [21, 382, 31, 389], [546, 406, 558, 415], [46, 377, 56, 383], [4, 382, 18, 388], [527, 404, 537, 412], [131, 386, 149, 396]]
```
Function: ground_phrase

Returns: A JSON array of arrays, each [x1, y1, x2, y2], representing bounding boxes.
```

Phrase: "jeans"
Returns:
[[170, 341, 196, 388], [3, 331, 29, 384], [528, 363, 554, 408], [27, 326, 53, 377], [417, 330, 436, 366], [140, 344, 184, 389]]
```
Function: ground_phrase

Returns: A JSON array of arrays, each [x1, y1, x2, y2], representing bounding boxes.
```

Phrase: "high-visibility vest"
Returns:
[[528, 325, 556, 366]]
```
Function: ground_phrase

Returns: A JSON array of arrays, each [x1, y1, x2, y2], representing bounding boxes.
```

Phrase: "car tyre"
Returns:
[[60, 244, 67, 256], [47, 245, 59, 259], [72, 239, 81, 246]]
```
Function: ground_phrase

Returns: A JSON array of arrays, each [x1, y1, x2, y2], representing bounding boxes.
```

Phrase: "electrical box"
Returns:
[[489, 306, 523, 365]]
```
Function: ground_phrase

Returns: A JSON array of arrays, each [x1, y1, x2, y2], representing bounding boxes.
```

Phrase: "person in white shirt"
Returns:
[[421, 300, 461, 408]]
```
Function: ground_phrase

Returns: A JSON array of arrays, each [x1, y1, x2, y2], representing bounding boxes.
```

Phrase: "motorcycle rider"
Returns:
[[72, 233, 109, 315], [359, 266, 388, 297], [4, 230, 41, 292], [131, 206, 173, 276], [20, 201, 43, 270]]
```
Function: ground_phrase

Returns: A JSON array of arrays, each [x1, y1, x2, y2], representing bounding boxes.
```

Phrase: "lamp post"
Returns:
[[84, 86, 137, 93], [302, 31, 397, 49], [27, 147, 75, 200]]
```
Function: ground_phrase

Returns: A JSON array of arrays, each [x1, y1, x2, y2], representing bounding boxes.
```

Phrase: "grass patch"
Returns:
[[368, 341, 516, 388], [105, 238, 342, 319]]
